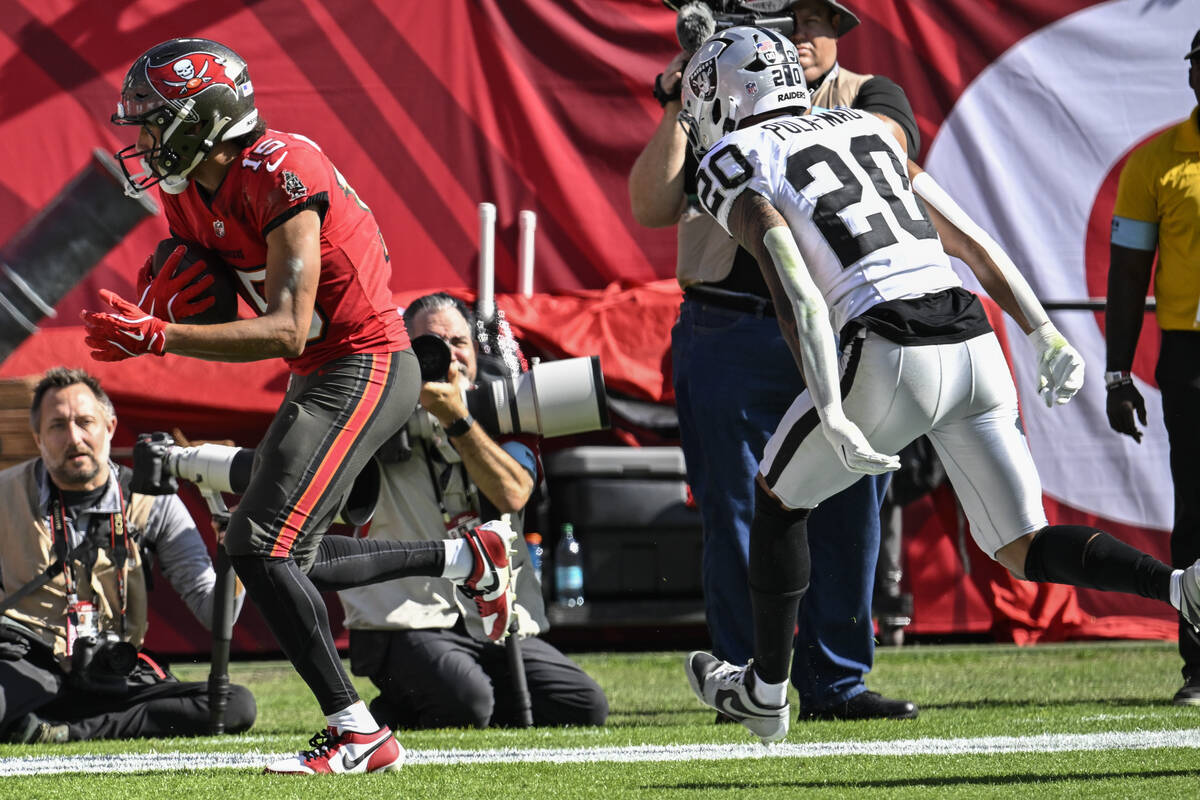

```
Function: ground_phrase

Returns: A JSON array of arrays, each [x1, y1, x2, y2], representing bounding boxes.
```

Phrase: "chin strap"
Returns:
[[158, 176, 189, 194]]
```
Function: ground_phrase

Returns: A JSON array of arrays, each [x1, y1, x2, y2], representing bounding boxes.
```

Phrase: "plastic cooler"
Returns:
[[544, 446, 703, 602]]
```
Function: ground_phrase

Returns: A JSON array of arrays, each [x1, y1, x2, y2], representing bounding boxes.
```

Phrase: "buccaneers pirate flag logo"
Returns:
[[146, 52, 238, 100]]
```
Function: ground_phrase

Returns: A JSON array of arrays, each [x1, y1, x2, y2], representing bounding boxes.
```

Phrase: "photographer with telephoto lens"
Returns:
[[337, 293, 608, 730], [0, 367, 256, 744]]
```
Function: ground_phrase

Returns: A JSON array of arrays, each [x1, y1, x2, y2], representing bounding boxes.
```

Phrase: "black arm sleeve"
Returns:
[[683, 148, 699, 196], [852, 75, 920, 160]]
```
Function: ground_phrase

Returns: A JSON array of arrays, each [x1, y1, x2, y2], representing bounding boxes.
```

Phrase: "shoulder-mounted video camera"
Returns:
[[410, 334, 610, 439], [664, 0, 797, 52]]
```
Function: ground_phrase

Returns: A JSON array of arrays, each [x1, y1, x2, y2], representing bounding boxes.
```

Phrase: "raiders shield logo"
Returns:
[[281, 171, 307, 201], [688, 57, 718, 102]]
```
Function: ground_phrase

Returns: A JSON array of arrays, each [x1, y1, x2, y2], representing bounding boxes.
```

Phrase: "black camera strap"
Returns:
[[49, 492, 80, 600], [109, 491, 130, 637], [421, 436, 480, 529], [0, 535, 95, 618], [48, 488, 131, 638]]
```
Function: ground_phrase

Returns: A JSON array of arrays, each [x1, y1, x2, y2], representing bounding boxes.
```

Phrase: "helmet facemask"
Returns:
[[113, 100, 209, 195], [111, 39, 258, 197]]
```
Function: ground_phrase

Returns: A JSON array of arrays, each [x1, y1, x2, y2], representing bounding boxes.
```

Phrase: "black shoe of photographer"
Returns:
[[1172, 676, 1200, 707], [801, 691, 918, 721], [4, 712, 69, 744]]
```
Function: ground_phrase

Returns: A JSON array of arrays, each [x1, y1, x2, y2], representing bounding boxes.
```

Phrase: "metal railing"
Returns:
[[1042, 299, 1156, 312]]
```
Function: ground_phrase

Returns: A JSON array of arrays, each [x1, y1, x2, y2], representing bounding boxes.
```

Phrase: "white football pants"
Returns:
[[761, 330, 1048, 556]]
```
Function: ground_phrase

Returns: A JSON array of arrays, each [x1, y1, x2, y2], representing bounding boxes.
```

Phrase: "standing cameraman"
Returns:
[[629, 0, 917, 720], [0, 367, 256, 743], [338, 293, 608, 729]]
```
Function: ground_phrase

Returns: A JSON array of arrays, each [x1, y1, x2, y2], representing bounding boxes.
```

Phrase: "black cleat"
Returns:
[[801, 690, 919, 721], [1172, 677, 1200, 707], [4, 712, 68, 744]]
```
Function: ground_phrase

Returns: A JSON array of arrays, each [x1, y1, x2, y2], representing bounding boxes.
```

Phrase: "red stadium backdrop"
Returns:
[[0, 1, 1191, 653]]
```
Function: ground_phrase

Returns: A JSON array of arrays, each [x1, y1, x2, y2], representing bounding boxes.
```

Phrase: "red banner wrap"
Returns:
[[0, 1, 1183, 651]]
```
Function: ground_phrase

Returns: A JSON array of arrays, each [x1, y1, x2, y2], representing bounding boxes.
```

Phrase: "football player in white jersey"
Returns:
[[678, 26, 1200, 744]]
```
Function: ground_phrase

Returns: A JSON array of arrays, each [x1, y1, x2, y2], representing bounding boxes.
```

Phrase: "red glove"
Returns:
[[134, 254, 154, 301], [81, 290, 168, 361], [137, 245, 215, 323]]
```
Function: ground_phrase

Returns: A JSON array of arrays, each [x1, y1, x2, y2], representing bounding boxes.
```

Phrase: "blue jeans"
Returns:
[[672, 297, 888, 709]]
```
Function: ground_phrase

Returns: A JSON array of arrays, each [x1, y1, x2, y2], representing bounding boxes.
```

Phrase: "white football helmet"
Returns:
[[678, 25, 810, 155]]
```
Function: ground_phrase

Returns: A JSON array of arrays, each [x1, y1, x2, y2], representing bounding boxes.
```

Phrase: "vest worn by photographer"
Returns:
[[0, 460, 154, 669], [339, 411, 548, 638], [676, 66, 875, 288]]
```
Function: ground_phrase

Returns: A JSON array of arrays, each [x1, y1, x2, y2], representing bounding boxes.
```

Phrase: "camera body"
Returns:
[[70, 630, 139, 693], [410, 334, 610, 439], [714, 6, 796, 37], [667, 0, 796, 48]]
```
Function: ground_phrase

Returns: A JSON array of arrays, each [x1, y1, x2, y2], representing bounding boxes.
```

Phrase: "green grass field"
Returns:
[[2, 641, 1199, 799]]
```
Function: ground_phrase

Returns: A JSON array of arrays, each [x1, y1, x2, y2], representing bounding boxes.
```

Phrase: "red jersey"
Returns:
[[160, 130, 408, 374]]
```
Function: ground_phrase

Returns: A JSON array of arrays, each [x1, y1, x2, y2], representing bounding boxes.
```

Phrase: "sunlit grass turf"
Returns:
[[2, 641, 1199, 799]]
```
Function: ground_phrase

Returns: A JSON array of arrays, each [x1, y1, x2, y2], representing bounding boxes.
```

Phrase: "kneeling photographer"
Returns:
[[0, 367, 255, 744], [338, 293, 608, 729]]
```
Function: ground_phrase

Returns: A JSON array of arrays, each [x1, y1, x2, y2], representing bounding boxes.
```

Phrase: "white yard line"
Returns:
[[2, 728, 1198, 776]]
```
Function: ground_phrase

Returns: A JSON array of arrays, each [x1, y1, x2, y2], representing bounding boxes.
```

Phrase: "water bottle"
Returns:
[[524, 532, 544, 584], [554, 523, 585, 608]]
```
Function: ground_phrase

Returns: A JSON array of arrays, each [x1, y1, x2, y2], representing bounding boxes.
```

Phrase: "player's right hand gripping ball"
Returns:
[[139, 237, 240, 324]]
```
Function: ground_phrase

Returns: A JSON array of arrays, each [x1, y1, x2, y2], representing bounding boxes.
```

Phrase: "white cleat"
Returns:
[[685, 652, 789, 744], [1180, 560, 1200, 634], [263, 726, 404, 774], [458, 521, 517, 641]]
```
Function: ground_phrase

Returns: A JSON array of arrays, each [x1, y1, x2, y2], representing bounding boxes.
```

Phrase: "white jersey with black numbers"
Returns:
[[696, 108, 961, 334]]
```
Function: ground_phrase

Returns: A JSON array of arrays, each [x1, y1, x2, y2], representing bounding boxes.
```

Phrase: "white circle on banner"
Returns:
[[924, 0, 1196, 530]]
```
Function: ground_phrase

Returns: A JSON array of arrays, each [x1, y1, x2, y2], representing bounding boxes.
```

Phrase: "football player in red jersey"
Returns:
[[83, 39, 517, 774]]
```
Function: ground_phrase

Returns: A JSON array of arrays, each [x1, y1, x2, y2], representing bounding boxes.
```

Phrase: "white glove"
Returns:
[[1028, 322, 1085, 407], [821, 414, 900, 475]]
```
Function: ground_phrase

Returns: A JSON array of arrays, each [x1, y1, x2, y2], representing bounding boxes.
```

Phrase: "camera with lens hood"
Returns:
[[409, 333, 610, 439], [131, 432, 380, 526]]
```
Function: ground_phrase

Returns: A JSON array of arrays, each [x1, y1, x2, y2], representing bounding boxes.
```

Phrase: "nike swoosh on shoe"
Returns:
[[342, 733, 391, 771], [716, 689, 770, 720]]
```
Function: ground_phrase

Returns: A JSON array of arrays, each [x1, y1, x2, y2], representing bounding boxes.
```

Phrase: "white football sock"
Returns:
[[749, 665, 788, 707], [326, 700, 377, 734], [442, 538, 472, 582]]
